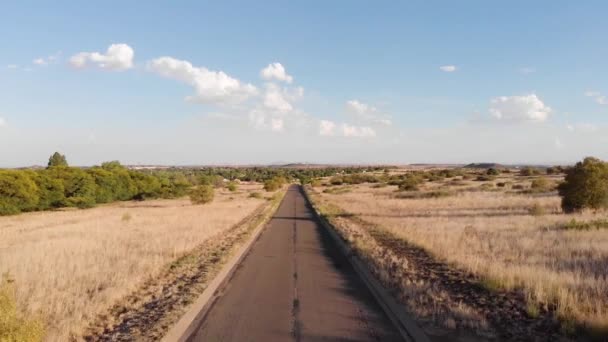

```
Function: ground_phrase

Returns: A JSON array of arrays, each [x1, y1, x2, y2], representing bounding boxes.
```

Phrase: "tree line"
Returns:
[[0, 153, 190, 215]]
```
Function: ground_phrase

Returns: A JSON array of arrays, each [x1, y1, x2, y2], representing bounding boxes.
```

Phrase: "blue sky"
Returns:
[[1, 1, 607, 166]]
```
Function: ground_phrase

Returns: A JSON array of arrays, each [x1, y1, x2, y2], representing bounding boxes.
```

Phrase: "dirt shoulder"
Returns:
[[83, 192, 285, 341]]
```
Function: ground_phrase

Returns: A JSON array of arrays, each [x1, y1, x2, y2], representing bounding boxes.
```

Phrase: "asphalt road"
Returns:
[[190, 185, 402, 342]]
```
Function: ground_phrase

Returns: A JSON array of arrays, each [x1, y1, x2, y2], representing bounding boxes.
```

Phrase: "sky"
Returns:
[[1, 0, 607, 167]]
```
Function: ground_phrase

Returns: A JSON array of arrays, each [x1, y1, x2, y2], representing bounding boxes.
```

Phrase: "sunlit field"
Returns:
[[310, 170, 608, 337], [0, 183, 268, 341]]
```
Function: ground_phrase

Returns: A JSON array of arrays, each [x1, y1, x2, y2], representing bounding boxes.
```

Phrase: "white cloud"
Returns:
[[585, 90, 607, 105], [318, 120, 375, 138], [248, 109, 286, 132], [33, 58, 47, 66], [319, 120, 336, 136], [263, 83, 293, 112], [260, 62, 293, 83], [70, 43, 134, 71], [0, 117, 5, 126], [345, 100, 391, 125], [7, 64, 18, 69], [33, 52, 61, 67], [439, 65, 457, 72], [342, 124, 376, 137], [148, 56, 257, 104], [488, 94, 551, 123]]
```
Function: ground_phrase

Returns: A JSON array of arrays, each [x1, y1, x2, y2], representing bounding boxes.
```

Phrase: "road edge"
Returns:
[[162, 189, 287, 342], [302, 186, 430, 342]]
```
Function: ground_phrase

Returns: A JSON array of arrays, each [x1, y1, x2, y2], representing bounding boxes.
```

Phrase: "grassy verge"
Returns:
[[304, 186, 590, 341], [84, 188, 287, 341], [0, 276, 45, 342]]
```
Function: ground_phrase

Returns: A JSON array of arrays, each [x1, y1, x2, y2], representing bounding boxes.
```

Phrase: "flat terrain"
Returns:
[[0, 184, 269, 341], [310, 172, 608, 340], [191, 185, 402, 342]]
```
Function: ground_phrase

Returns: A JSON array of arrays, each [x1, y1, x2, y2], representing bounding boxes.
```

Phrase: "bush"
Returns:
[[558, 157, 608, 213], [329, 176, 343, 185], [189, 185, 214, 204], [475, 175, 495, 182], [486, 168, 500, 176], [520, 167, 540, 176], [249, 192, 263, 199], [227, 182, 238, 192], [530, 177, 553, 193], [264, 176, 287, 192], [0, 276, 45, 341], [0, 171, 40, 215], [398, 175, 422, 191]]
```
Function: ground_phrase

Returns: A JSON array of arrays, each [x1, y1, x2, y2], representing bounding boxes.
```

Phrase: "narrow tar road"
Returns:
[[190, 185, 403, 342]]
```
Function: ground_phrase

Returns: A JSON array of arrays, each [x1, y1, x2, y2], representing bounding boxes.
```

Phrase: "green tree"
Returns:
[[0, 171, 40, 215], [46, 167, 97, 208], [27, 170, 65, 210], [47, 152, 68, 168], [558, 157, 608, 213], [190, 184, 214, 204]]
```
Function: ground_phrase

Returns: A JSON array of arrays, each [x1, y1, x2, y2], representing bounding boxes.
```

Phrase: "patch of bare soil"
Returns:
[[82, 201, 276, 341]]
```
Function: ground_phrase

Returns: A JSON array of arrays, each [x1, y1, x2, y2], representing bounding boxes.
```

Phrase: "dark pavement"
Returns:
[[190, 185, 402, 342]]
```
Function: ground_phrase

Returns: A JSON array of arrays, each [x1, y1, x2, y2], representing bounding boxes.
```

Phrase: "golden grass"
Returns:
[[315, 179, 608, 332], [0, 183, 268, 341]]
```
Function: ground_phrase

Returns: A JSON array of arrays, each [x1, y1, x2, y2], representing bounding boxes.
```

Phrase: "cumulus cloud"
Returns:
[[439, 65, 457, 72], [260, 62, 293, 83], [263, 83, 293, 112], [148, 56, 257, 104], [585, 90, 607, 105], [33, 58, 47, 66], [488, 94, 551, 123], [319, 120, 336, 136], [248, 109, 286, 132], [70, 43, 134, 71], [345, 100, 391, 125], [318, 120, 375, 137]]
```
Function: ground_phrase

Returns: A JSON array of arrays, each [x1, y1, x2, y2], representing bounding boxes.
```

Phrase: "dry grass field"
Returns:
[[309, 171, 608, 340], [0, 183, 272, 341]]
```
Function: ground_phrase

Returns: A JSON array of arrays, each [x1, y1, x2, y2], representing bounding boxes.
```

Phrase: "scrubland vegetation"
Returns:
[[308, 158, 608, 340], [0, 183, 275, 341]]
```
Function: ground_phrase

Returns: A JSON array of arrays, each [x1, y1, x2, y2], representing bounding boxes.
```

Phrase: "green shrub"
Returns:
[[227, 182, 238, 192], [329, 176, 343, 185], [249, 192, 263, 199], [520, 167, 540, 176], [189, 185, 214, 204], [263, 176, 287, 192], [475, 175, 495, 182], [486, 168, 500, 176], [0, 171, 40, 215], [398, 177, 421, 191], [558, 157, 608, 213], [530, 177, 553, 193], [0, 277, 44, 341]]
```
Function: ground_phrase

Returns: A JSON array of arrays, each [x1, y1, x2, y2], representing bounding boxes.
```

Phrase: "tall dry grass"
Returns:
[[0, 183, 267, 341], [317, 182, 608, 331]]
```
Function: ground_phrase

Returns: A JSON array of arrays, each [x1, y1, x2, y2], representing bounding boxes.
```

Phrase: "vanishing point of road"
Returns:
[[189, 185, 403, 341]]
